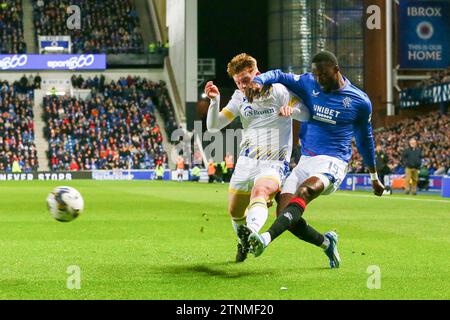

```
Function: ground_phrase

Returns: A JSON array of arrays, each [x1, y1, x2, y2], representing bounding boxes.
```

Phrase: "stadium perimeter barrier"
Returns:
[[442, 176, 450, 198], [0, 171, 93, 181], [0, 170, 171, 181], [0, 170, 206, 182], [0, 170, 201, 182], [1, 171, 448, 197], [340, 173, 445, 194]]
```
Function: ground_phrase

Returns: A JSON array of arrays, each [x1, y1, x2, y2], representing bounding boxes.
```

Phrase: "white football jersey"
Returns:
[[221, 84, 309, 162]]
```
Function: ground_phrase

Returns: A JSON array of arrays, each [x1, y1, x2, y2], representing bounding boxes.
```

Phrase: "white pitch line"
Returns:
[[334, 193, 450, 204]]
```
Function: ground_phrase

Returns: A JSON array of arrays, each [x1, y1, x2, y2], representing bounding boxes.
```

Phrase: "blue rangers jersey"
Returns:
[[253, 71, 376, 167]]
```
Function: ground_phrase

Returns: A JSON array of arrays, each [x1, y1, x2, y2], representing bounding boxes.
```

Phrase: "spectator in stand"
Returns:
[[12, 156, 21, 172], [34, 73, 42, 89], [69, 158, 79, 171], [148, 42, 156, 54], [148, 41, 169, 56]]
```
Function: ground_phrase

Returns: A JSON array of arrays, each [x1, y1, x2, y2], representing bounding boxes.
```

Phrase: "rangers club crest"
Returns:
[[343, 97, 352, 108]]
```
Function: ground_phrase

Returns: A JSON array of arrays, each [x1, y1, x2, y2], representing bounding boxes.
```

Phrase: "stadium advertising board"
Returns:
[[0, 172, 92, 181], [340, 174, 443, 191], [398, 0, 450, 69], [442, 176, 450, 197], [0, 54, 106, 70], [92, 170, 171, 181]]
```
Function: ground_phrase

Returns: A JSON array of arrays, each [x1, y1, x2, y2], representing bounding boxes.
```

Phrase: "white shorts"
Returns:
[[282, 155, 348, 196], [229, 156, 289, 194]]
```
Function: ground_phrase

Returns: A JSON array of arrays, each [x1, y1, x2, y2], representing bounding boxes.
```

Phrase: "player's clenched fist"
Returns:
[[279, 106, 293, 117], [204, 81, 220, 99]]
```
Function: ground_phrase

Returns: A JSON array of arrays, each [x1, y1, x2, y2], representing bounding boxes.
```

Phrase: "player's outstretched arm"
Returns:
[[246, 70, 304, 103], [253, 69, 297, 87], [205, 81, 237, 133], [354, 100, 384, 196]]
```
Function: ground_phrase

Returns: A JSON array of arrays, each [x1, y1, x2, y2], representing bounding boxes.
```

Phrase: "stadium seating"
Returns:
[[43, 76, 174, 171], [0, 0, 27, 53], [415, 67, 450, 87], [0, 79, 38, 172], [33, 0, 144, 54], [71, 74, 179, 139], [349, 111, 450, 175]]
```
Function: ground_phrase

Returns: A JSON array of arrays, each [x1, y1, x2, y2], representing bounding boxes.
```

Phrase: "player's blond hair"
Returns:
[[227, 53, 258, 77]]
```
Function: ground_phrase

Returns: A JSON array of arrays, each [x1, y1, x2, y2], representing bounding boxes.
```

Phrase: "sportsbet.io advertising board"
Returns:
[[0, 54, 106, 70], [398, 0, 450, 69]]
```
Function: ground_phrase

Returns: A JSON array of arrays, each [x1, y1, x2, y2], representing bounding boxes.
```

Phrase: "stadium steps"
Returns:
[[23, 0, 37, 53], [155, 110, 175, 169], [32, 100, 49, 171], [134, 0, 157, 49]]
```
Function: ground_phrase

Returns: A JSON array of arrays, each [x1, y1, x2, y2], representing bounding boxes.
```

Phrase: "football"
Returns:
[[46, 186, 84, 222]]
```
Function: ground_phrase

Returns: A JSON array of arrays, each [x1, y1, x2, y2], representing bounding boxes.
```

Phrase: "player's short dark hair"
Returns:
[[312, 50, 339, 66]]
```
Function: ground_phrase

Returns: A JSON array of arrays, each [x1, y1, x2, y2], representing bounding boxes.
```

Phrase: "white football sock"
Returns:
[[246, 197, 268, 233], [261, 232, 271, 247]]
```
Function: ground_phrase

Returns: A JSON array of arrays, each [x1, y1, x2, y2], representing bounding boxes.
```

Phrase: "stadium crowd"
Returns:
[[0, 0, 27, 54], [44, 75, 176, 171], [348, 111, 450, 176], [0, 80, 38, 172], [71, 75, 179, 138], [33, 0, 144, 54], [416, 68, 450, 87]]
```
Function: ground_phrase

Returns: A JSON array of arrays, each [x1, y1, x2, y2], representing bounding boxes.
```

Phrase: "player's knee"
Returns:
[[251, 184, 272, 200], [296, 185, 319, 202]]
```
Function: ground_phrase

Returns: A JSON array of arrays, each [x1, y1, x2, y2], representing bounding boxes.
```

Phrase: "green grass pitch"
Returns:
[[0, 180, 449, 300]]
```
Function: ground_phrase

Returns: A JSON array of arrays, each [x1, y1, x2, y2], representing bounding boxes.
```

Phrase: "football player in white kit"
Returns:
[[204, 53, 309, 262]]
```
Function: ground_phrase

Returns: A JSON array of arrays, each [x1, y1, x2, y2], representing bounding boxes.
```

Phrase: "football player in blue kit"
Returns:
[[243, 51, 385, 268]]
